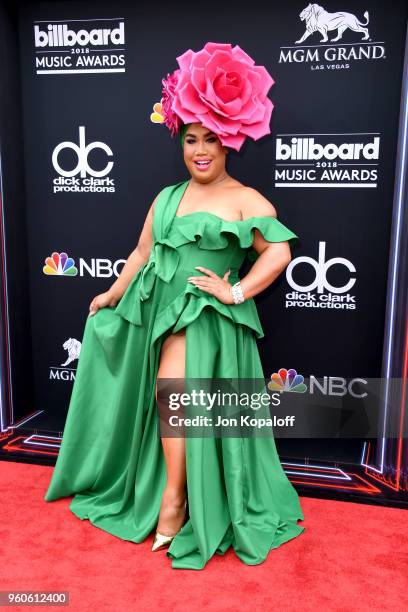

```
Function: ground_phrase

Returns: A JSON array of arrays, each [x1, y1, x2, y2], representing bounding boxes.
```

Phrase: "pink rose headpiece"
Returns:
[[150, 42, 275, 152]]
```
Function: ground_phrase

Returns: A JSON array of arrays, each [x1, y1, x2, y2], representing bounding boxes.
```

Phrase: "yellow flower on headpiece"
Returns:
[[150, 100, 165, 124]]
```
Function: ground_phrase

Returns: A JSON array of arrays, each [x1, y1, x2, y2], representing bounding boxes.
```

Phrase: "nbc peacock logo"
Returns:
[[43, 252, 78, 276], [267, 368, 307, 393]]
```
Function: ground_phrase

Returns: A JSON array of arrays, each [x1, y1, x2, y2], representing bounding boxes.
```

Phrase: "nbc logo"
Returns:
[[42, 251, 126, 278], [267, 368, 367, 398], [43, 252, 78, 276], [267, 368, 307, 393]]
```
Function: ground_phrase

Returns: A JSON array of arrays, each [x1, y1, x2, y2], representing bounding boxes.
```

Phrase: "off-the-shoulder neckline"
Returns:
[[174, 211, 278, 224]]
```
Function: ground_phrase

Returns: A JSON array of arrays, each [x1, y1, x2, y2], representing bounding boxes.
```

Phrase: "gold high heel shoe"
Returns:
[[151, 531, 176, 552], [151, 499, 188, 552]]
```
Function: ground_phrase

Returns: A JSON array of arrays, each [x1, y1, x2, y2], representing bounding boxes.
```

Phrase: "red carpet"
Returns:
[[1, 460, 407, 611]]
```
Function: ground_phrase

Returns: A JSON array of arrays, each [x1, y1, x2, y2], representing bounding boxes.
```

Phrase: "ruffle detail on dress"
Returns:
[[113, 269, 144, 327], [114, 270, 265, 340], [169, 213, 299, 262], [152, 281, 265, 343], [113, 212, 298, 337]]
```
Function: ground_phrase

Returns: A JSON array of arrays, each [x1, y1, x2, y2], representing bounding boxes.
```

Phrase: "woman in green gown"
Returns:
[[44, 43, 306, 570]]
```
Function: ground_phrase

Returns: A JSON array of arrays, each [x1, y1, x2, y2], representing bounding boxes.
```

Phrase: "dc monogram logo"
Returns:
[[52, 126, 113, 178], [286, 242, 356, 294]]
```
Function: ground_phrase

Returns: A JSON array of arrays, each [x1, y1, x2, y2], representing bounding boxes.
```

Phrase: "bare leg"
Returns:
[[155, 329, 187, 536]]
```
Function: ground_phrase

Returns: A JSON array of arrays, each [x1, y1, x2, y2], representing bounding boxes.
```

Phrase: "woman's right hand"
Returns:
[[88, 290, 118, 317]]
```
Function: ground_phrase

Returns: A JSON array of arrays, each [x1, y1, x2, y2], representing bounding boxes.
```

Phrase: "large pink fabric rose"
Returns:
[[170, 42, 275, 151]]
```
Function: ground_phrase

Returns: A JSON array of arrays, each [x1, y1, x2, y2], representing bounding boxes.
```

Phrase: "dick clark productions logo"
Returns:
[[51, 126, 115, 194]]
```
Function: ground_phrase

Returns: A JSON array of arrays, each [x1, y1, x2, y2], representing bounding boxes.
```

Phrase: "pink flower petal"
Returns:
[[246, 68, 262, 94], [175, 71, 190, 91], [191, 67, 206, 93], [233, 96, 260, 121], [205, 50, 234, 81], [242, 100, 266, 123], [198, 90, 229, 118], [213, 71, 242, 103], [176, 49, 195, 71], [196, 111, 241, 136], [178, 81, 208, 114], [172, 94, 198, 124], [231, 44, 255, 66], [219, 131, 247, 151], [204, 42, 232, 54], [216, 96, 243, 115], [252, 65, 275, 97], [192, 48, 212, 69], [222, 59, 249, 78], [240, 97, 273, 138], [204, 73, 220, 104], [197, 113, 228, 137], [239, 78, 253, 107]]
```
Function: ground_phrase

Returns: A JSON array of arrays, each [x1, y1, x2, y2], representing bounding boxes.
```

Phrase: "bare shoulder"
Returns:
[[237, 187, 277, 220], [149, 191, 162, 216], [151, 192, 159, 210]]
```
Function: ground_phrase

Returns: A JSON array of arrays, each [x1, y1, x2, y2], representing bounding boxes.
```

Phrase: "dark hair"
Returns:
[[179, 123, 189, 147]]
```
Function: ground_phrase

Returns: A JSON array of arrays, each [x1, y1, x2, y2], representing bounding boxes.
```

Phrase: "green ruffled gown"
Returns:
[[44, 180, 305, 570]]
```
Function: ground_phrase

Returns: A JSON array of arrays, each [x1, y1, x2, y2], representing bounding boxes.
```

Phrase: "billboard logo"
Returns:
[[285, 242, 357, 310], [274, 133, 380, 188], [34, 18, 126, 74], [51, 127, 115, 194], [34, 22, 124, 47]]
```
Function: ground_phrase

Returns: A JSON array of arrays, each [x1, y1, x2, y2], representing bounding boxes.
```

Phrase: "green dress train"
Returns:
[[44, 179, 305, 570]]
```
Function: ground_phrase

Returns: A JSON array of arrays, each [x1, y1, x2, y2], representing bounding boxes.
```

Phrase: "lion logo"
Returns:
[[295, 3, 370, 44], [61, 337, 81, 367]]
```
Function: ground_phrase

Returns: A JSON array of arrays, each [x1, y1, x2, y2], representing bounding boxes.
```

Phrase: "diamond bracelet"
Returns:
[[231, 281, 245, 304]]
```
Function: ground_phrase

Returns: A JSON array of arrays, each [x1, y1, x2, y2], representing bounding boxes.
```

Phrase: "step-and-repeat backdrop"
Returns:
[[2, 0, 407, 506]]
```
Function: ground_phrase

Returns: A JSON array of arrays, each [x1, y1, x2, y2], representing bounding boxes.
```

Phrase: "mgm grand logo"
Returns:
[[279, 4, 386, 70]]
